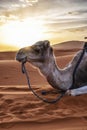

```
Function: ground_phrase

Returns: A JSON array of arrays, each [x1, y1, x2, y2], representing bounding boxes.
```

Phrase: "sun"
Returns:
[[1, 18, 46, 48]]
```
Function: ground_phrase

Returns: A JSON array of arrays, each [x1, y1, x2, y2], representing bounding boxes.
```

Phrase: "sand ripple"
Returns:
[[0, 86, 87, 124]]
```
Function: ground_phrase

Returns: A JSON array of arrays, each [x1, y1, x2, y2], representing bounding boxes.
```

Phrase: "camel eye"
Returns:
[[34, 48, 40, 53]]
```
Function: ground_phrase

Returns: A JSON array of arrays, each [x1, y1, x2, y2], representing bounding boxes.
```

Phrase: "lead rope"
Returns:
[[21, 42, 87, 104], [22, 63, 66, 104]]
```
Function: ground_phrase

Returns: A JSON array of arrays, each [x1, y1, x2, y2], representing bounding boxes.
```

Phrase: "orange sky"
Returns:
[[0, 0, 87, 51]]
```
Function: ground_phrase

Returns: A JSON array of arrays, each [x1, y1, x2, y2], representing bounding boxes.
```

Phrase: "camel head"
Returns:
[[16, 40, 53, 68]]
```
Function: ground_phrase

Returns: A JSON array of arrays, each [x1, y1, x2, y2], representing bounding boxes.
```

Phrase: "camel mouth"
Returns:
[[16, 55, 27, 63]]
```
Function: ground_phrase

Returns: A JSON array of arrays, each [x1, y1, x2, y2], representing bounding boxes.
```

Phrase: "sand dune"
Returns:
[[0, 52, 16, 60], [53, 41, 84, 50], [0, 41, 87, 130]]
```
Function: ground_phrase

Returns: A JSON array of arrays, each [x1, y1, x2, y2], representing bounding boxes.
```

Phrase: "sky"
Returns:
[[0, 0, 87, 51]]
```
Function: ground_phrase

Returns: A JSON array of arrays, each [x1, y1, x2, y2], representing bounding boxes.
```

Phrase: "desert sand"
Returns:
[[0, 41, 87, 130]]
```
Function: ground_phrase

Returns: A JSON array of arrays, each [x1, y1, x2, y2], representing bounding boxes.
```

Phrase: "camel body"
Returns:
[[16, 40, 87, 96]]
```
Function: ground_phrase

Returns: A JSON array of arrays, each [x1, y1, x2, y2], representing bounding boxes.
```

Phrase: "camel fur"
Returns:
[[16, 40, 87, 96]]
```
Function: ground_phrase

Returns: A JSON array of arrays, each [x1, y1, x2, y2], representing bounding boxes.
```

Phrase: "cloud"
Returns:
[[0, 0, 87, 32], [68, 9, 87, 16], [67, 26, 87, 33], [0, 0, 39, 23], [44, 18, 87, 30], [0, 0, 38, 11], [71, 0, 87, 3]]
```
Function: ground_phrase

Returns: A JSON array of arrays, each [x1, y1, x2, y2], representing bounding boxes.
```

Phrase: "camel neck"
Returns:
[[39, 56, 73, 90], [40, 58, 62, 89]]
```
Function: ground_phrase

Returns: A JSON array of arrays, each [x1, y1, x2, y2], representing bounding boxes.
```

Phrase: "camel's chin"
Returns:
[[16, 56, 27, 63]]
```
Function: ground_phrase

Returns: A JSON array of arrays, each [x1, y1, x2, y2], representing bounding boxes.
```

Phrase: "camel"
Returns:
[[16, 40, 87, 96]]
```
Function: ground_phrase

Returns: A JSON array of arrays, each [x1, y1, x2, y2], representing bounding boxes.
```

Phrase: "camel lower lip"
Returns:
[[16, 56, 27, 63]]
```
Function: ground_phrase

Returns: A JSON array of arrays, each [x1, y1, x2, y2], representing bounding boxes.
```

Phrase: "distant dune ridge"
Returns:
[[53, 40, 84, 57], [53, 40, 84, 50], [0, 40, 87, 130]]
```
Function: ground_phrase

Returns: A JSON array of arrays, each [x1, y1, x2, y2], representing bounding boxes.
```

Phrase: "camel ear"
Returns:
[[44, 40, 50, 48]]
